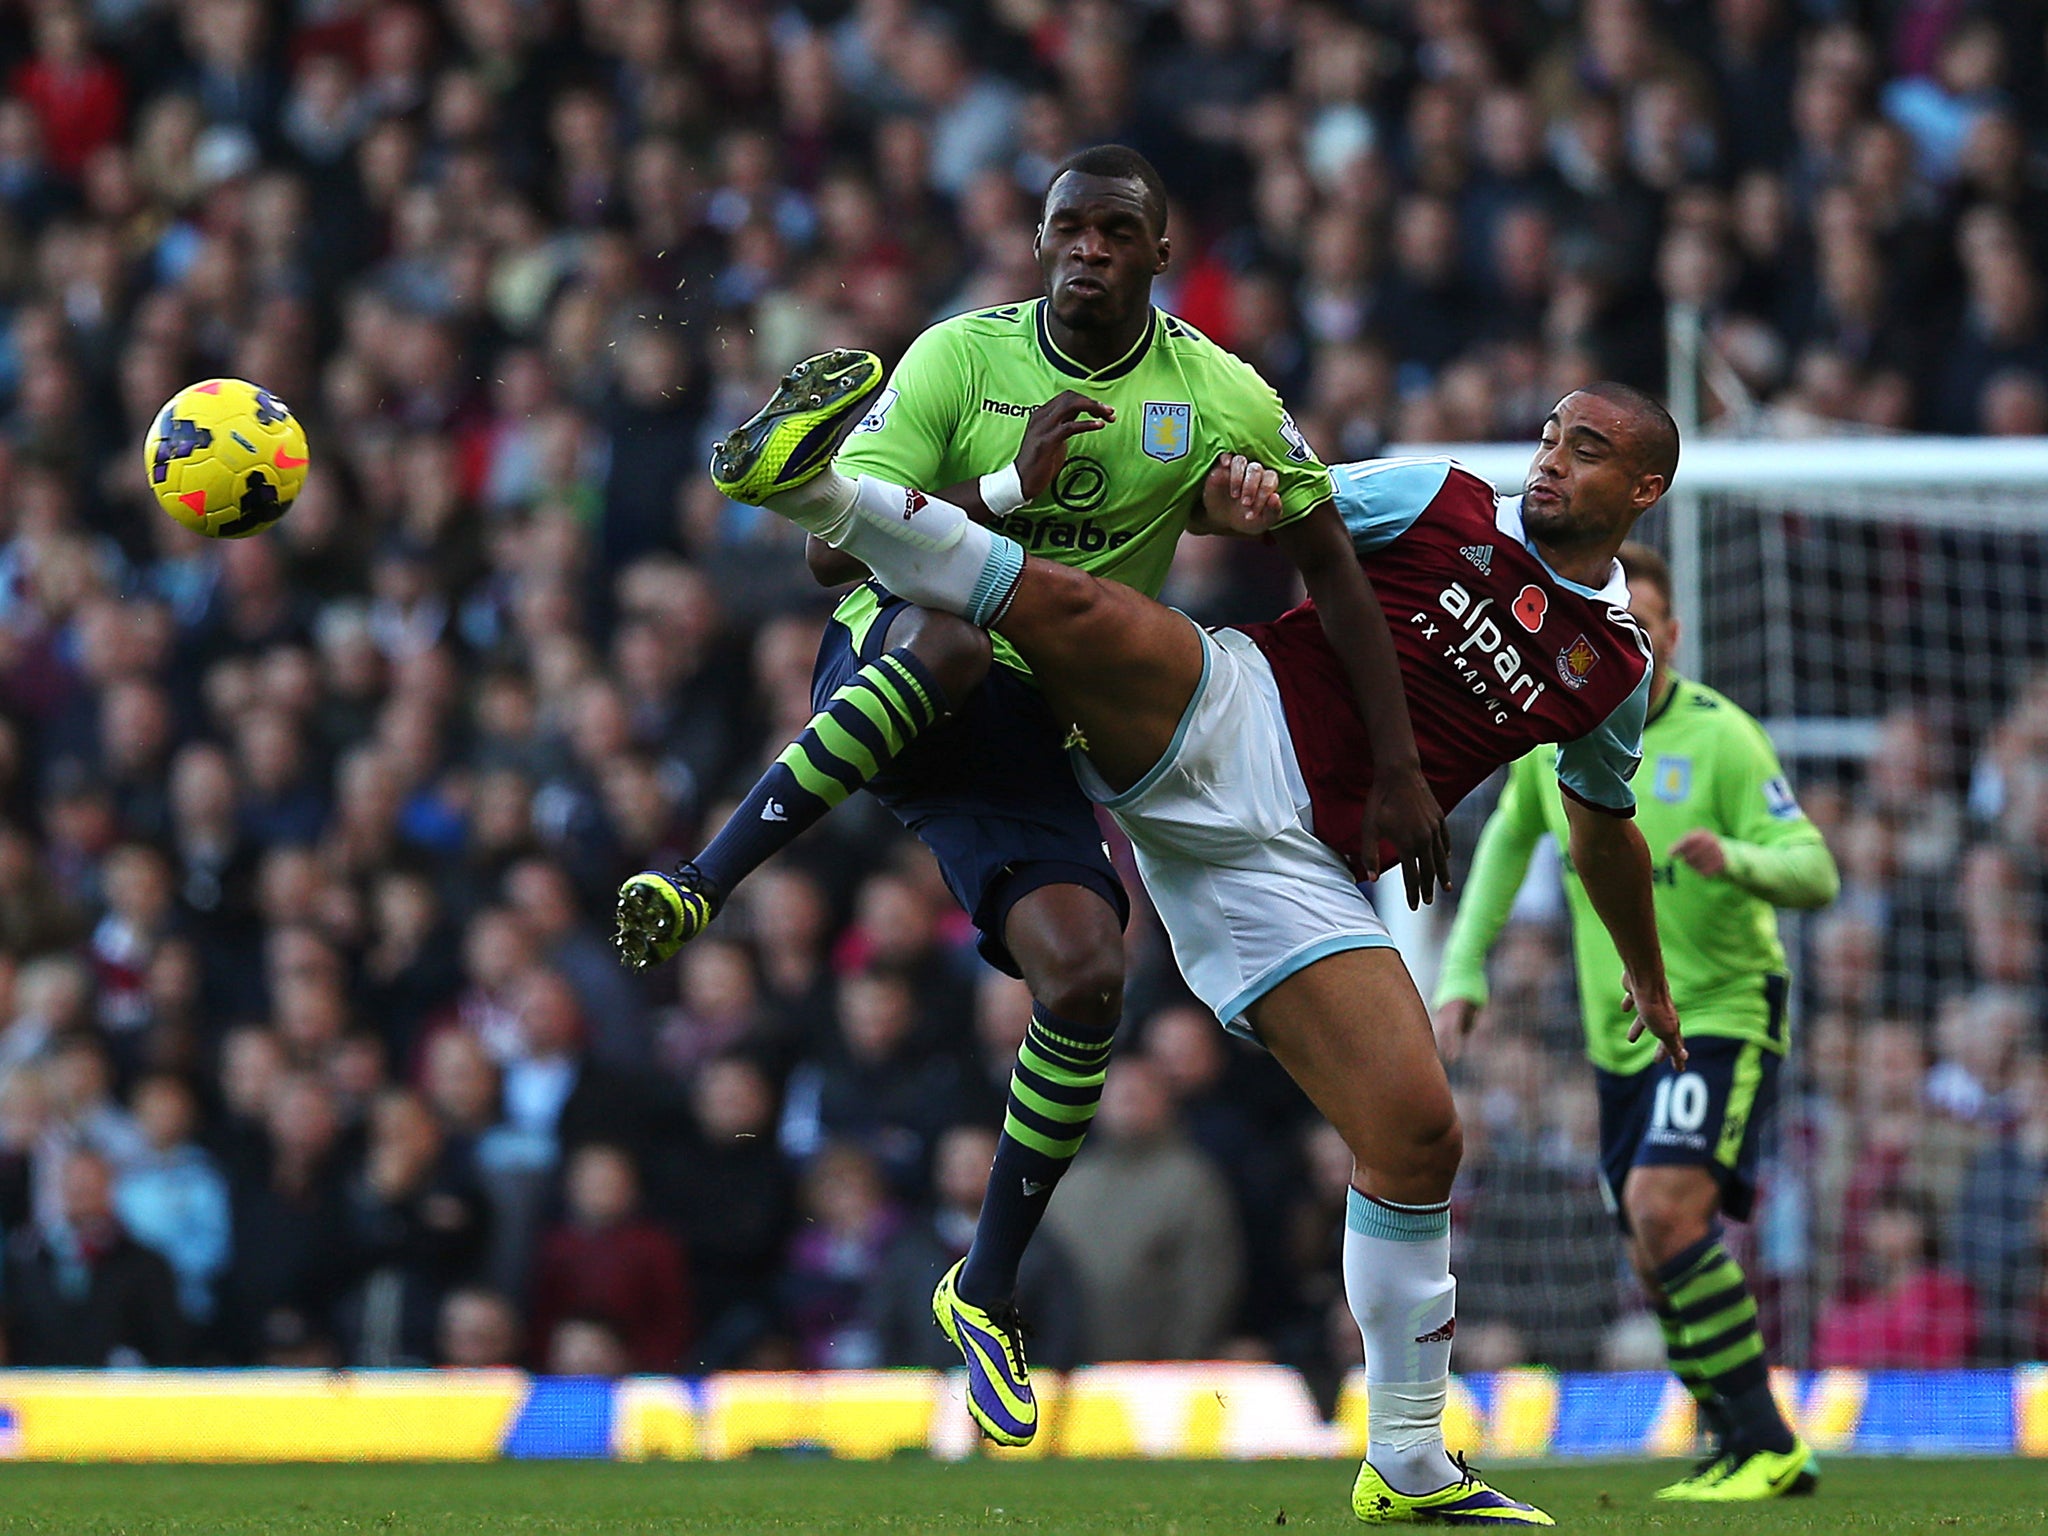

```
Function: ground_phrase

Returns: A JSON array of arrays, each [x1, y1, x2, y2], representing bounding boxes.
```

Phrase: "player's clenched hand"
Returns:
[[1669, 829, 1727, 878], [1363, 761, 1452, 909], [1199, 453, 1284, 535], [1622, 974, 1687, 1069], [1432, 998, 1479, 1064], [1016, 391, 1113, 500]]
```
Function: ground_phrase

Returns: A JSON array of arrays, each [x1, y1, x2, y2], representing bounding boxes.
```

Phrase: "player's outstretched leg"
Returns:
[[1250, 948, 1552, 1527]]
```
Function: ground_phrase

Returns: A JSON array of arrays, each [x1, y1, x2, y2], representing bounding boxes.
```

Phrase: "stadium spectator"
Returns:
[[776, 962, 973, 1195], [866, 1122, 1083, 1371], [1042, 1057, 1242, 1363], [1815, 1193, 1977, 1369], [3, 1148, 188, 1365], [1951, 1060, 2048, 1363], [438, 1286, 522, 1370], [497, 965, 657, 1176], [35, 1031, 144, 1219], [667, 1051, 791, 1371], [546, 1315, 632, 1377], [780, 1141, 901, 1371], [360, 866, 462, 1065], [112, 1073, 230, 1326], [334, 1087, 487, 1366], [527, 1143, 689, 1374], [1140, 1003, 1300, 1340], [219, 1070, 347, 1364]]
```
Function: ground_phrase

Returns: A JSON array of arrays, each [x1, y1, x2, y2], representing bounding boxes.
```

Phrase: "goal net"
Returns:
[[1390, 436, 2048, 1377]]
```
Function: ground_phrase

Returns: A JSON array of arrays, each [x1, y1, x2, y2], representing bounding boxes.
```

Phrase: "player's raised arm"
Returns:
[[1271, 497, 1450, 906]]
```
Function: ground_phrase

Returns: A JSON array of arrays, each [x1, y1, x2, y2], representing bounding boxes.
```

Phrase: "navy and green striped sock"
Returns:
[[957, 1003, 1117, 1307], [1656, 1229, 1794, 1456], [1653, 1294, 1734, 1449], [694, 646, 946, 894]]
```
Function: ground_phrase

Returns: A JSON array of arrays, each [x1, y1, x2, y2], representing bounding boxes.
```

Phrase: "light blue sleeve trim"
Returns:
[[1556, 666, 1653, 812], [1329, 457, 1452, 553], [1216, 931, 1396, 1040], [1346, 1186, 1451, 1242]]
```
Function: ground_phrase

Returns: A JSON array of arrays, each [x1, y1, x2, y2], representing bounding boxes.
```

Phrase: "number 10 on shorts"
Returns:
[[1649, 1071, 1710, 1149]]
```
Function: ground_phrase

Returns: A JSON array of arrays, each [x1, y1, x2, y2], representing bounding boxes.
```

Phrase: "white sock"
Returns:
[[1345, 1187, 1460, 1495], [764, 464, 861, 531], [764, 470, 1024, 626]]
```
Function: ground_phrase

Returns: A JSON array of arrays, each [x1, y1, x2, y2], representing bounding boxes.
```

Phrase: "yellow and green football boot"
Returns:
[[613, 863, 722, 972], [1663, 1438, 1818, 1502], [932, 1259, 1037, 1447], [1651, 1449, 1733, 1500], [1352, 1455, 1554, 1526], [708, 348, 884, 505]]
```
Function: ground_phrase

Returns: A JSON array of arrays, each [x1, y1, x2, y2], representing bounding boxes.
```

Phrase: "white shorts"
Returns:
[[1071, 626, 1393, 1035]]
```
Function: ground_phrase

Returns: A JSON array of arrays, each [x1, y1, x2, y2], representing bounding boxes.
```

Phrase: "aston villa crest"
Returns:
[[1142, 401, 1193, 462]]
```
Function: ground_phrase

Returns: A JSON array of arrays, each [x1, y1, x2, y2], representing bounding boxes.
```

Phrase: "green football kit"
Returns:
[[832, 298, 1333, 665], [1435, 674, 1837, 1074]]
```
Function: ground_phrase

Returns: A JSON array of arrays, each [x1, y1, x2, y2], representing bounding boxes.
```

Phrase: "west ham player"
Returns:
[[616, 145, 1445, 1451], [1435, 544, 1836, 1502], [673, 354, 1689, 1526]]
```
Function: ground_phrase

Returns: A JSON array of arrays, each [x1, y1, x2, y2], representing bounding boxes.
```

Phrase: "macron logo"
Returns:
[[1460, 544, 1494, 576], [761, 800, 789, 822]]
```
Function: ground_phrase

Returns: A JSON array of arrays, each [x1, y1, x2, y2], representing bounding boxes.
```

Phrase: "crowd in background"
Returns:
[[0, 0, 2042, 1379]]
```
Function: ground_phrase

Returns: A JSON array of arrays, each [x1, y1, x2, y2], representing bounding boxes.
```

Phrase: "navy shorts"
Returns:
[[812, 590, 1128, 976], [1593, 980, 1786, 1229]]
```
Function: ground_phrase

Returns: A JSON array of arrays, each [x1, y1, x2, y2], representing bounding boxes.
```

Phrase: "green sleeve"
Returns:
[[1202, 355, 1333, 526], [1719, 839, 1840, 909], [1712, 720, 1840, 910], [833, 325, 972, 490], [1432, 754, 1550, 1007]]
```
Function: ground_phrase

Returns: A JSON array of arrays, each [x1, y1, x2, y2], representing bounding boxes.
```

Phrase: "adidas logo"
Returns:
[[760, 800, 788, 822], [1460, 544, 1494, 575], [1021, 1179, 1049, 1197], [1414, 1317, 1457, 1344]]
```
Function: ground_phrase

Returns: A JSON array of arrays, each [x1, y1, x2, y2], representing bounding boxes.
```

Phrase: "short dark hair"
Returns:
[[1617, 542, 1672, 608], [1579, 380, 1680, 487], [1046, 144, 1169, 237]]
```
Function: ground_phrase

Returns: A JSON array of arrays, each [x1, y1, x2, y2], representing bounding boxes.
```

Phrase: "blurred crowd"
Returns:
[[0, 0, 2043, 1378]]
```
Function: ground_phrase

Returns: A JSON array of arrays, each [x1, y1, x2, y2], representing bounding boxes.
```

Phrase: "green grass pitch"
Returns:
[[0, 1459, 2040, 1534]]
